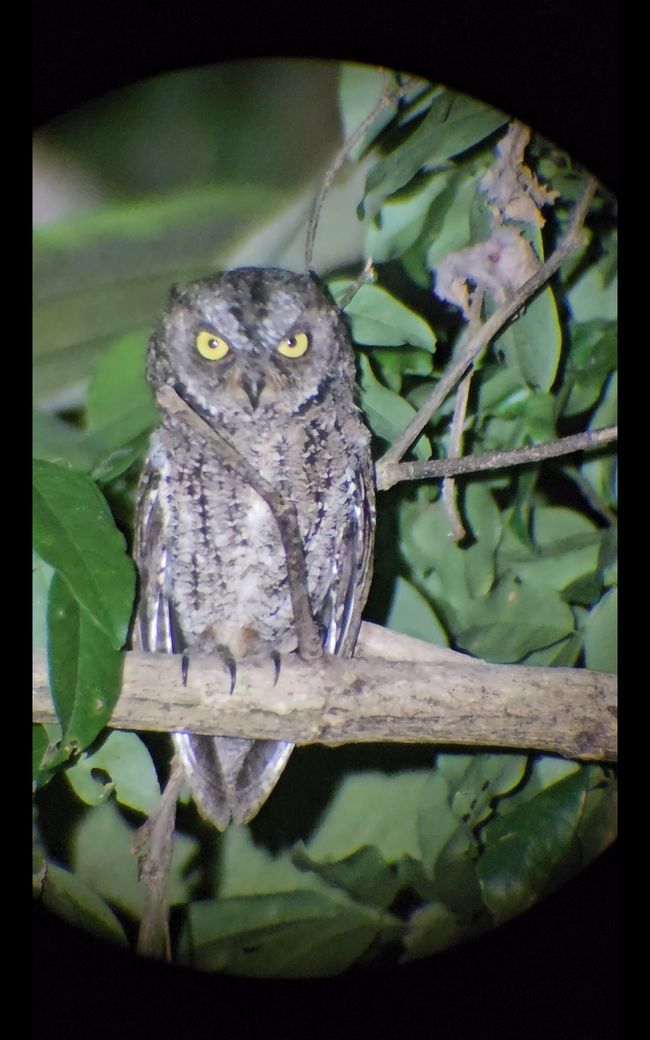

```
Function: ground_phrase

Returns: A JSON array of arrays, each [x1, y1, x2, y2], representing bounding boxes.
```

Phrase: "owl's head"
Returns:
[[147, 267, 357, 421]]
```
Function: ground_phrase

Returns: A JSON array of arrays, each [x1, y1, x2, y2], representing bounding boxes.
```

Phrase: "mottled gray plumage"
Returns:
[[133, 267, 375, 828]]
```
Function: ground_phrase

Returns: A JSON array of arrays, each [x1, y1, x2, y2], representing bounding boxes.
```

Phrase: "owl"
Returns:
[[133, 267, 375, 829]]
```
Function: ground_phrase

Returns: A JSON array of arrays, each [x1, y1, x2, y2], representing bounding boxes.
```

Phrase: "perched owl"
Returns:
[[133, 267, 375, 829]]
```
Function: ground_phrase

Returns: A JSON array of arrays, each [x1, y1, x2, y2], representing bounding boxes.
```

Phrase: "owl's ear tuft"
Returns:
[[168, 284, 189, 306]]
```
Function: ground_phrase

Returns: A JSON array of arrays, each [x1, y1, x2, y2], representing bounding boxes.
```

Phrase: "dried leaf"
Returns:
[[480, 121, 559, 227]]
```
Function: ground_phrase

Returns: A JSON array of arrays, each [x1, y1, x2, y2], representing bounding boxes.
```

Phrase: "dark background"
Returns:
[[33, 1, 617, 1037]]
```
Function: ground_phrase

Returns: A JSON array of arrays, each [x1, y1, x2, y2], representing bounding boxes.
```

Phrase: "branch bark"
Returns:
[[379, 425, 618, 490], [32, 623, 617, 762]]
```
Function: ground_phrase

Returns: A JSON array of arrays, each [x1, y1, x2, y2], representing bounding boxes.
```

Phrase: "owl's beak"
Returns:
[[239, 372, 265, 409]]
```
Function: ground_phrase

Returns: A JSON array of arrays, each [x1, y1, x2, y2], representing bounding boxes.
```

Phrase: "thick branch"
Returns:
[[379, 425, 618, 491], [32, 625, 617, 762], [375, 175, 598, 480]]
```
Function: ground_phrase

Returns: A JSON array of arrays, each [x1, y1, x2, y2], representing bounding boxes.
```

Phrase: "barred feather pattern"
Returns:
[[133, 268, 375, 828]]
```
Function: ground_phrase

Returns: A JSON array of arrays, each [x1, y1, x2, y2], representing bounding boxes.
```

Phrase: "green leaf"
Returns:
[[365, 173, 451, 262], [364, 91, 506, 204], [292, 844, 401, 909], [424, 170, 484, 270], [41, 862, 128, 946], [86, 332, 158, 451], [402, 900, 476, 962], [306, 770, 435, 863], [477, 766, 606, 925], [561, 320, 617, 417], [358, 355, 431, 460], [583, 587, 617, 673], [46, 573, 124, 754], [65, 731, 161, 813], [494, 286, 562, 391], [386, 576, 448, 646], [456, 575, 575, 662], [33, 410, 105, 473], [330, 280, 435, 352], [33, 459, 135, 648], [496, 506, 602, 595], [33, 726, 50, 790], [181, 889, 396, 977]]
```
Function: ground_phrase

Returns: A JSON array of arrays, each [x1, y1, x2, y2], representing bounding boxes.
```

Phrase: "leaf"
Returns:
[[292, 844, 401, 909], [46, 573, 124, 754], [364, 91, 507, 204], [358, 355, 431, 461], [386, 576, 448, 646], [181, 889, 397, 977], [496, 506, 602, 595], [402, 900, 476, 962], [561, 320, 617, 417], [306, 770, 435, 864], [456, 575, 575, 662], [65, 731, 161, 813], [330, 280, 436, 352], [86, 331, 158, 451], [33, 410, 104, 473], [494, 285, 562, 391], [33, 726, 50, 790], [41, 862, 128, 946], [582, 587, 617, 673], [477, 766, 606, 925], [33, 460, 135, 648], [365, 173, 451, 262]]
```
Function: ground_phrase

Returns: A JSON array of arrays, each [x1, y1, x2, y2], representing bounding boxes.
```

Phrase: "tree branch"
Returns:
[[378, 424, 617, 491], [375, 175, 599, 481], [32, 624, 617, 762]]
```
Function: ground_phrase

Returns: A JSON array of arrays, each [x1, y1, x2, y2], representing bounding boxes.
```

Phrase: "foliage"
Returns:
[[33, 61, 617, 975]]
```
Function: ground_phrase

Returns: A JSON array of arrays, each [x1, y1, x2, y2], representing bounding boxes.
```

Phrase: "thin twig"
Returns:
[[379, 425, 617, 490], [133, 756, 185, 960], [375, 176, 599, 478], [156, 386, 322, 660], [442, 371, 472, 540], [305, 75, 421, 270]]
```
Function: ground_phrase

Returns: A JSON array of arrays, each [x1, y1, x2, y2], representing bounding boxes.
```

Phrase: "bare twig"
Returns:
[[305, 74, 422, 270], [442, 369, 473, 540], [32, 628, 617, 762], [375, 176, 599, 479], [157, 386, 322, 661], [379, 424, 617, 490], [133, 756, 185, 960]]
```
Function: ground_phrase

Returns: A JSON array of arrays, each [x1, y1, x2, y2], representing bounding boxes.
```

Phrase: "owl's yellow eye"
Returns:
[[196, 330, 231, 361], [277, 332, 309, 358]]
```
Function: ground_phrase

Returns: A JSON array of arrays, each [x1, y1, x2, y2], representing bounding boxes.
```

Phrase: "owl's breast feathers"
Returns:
[[138, 399, 374, 659]]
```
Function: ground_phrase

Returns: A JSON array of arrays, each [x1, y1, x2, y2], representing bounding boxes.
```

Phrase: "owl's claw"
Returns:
[[181, 649, 190, 688], [180, 646, 235, 694], [216, 645, 237, 695], [271, 650, 281, 687]]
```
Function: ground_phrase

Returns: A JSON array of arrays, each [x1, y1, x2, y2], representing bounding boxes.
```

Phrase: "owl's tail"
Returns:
[[172, 733, 294, 829]]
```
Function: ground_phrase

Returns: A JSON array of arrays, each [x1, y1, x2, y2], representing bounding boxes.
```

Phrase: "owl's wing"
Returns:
[[132, 459, 293, 829], [317, 453, 376, 658]]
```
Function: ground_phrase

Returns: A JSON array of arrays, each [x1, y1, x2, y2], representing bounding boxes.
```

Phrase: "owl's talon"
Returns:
[[271, 650, 281, 687], [215, 644, 237, 695], [181, 649, 190, 688]]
